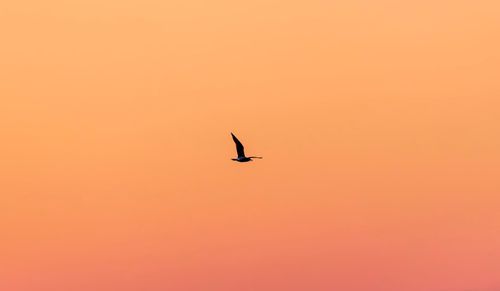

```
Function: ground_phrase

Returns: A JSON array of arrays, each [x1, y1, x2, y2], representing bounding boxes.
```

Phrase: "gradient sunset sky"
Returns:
[[1, 0, 500, 290]]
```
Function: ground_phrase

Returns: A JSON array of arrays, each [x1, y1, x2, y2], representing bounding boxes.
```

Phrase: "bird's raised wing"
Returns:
[[231, 133, 245, 158]]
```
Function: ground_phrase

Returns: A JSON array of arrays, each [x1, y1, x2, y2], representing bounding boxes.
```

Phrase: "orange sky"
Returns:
[[1, 1, 500, 290]]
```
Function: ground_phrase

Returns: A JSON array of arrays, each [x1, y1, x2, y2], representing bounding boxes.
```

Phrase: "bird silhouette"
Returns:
[[231, 132, 262, 162]]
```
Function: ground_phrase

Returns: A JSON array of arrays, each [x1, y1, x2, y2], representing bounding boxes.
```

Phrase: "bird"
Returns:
[[231, 132, 262, 162]]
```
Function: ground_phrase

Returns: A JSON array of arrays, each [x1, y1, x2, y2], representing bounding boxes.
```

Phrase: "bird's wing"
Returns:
[[231, 133, 245, 158]]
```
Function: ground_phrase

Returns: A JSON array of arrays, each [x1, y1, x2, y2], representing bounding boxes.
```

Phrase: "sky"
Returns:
[[1, 0, 500, 290]]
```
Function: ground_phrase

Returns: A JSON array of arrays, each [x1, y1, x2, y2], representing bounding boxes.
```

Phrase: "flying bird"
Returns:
[[231, 132, 262, 162]]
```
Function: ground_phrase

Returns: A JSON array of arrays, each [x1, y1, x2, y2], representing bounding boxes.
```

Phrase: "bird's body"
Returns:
[[231, 133, 262, 162], [232, 157, 253, 162]]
